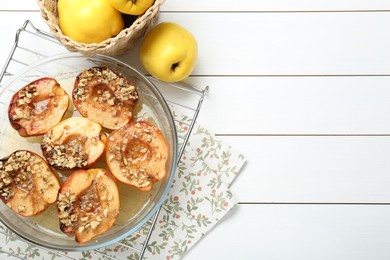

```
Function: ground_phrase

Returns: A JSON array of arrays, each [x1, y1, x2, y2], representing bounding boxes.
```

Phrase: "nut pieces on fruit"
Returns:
[[0, 150, 60, 217], [57, 168, 120, 243], [8, 77, 69, 137], [41, 117, 107, 171], [106, 121, 169, 191], [73, 66, 139, 130]]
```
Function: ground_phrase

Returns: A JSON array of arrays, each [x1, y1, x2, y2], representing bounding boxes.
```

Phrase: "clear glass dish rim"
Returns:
[[0, 52, 178, 251]]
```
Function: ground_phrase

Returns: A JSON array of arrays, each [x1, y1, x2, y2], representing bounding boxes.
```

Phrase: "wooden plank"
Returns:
[[185, 204, 390, 260], [119, 12, 390, 76], [3, 11, 390, 76], [0, 1, 39, 10], [221, 136, 390, 203], [179, 76, 390, 135], [3, 0, 390, 12], [163, 0, 390, 12], [152, 12, 390, 76]]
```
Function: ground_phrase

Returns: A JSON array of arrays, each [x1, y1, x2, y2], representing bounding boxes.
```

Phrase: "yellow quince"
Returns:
[[108, 0, 154, 16], [58, 0, 124, 44]]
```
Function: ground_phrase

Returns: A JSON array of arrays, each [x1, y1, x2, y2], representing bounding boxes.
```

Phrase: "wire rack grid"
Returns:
[[0, 20, 208, 260]]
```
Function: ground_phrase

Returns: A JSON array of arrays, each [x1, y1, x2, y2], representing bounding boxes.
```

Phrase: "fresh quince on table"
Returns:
[[57, 0, 124, 44], [140, 22, 198, 83], [108, 0, 154, 15]]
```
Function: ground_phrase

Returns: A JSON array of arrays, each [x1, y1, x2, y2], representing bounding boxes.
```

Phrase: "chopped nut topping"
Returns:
[[17, 85, 37, 105], [12, 85, 39, 120], [17, 205, 26, 213], [57, 191, 77, 230], [90, 220, 100, 230], [78, 226, 85, 233], [41, 135, 89, 169], [73, 67, 138, 107], [103, 209, 109, 217], [57, 178, 114, 235], [144, 135, 153, 143], [106, 122, 164, 190], [12, 107, 28, 120], [0, 151, 35, 202]]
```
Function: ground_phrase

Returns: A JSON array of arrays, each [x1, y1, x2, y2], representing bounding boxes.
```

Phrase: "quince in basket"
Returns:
[[58, 0, 124, 44], [108, 0, 154, 15]]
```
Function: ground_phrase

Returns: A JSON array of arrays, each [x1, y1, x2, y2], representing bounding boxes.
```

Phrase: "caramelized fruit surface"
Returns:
[[41, 117, 107, 171], [0, 150, 60, 217], [106, 121, 169, 191], [8, 77, 70, 137], [57, 168, 120, 243], [73, 67, 139, 130]]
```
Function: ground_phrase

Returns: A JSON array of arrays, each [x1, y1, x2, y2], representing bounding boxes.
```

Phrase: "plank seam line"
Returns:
[[189, 74, 390, 78], [238, 202, 390, 205], [161, 10, 390, 14], [215, 134, 390, 137]]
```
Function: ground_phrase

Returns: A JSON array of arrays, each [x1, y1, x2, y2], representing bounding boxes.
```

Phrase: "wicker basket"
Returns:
[[37, 0, 165, 56]]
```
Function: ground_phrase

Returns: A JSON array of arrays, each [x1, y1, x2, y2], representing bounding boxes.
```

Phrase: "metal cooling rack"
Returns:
[[0, 20, 208, 260]]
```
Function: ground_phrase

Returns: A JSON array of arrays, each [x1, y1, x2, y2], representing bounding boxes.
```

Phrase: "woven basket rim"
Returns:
[[36, 0, 165, 54]]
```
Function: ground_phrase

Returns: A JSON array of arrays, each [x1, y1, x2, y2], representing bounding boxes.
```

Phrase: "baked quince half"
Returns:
[[72, 66, 139, 130], [0, 150, 60, 217], [56, 168, 120, 243], [106, 121, 169, 191], [41, 117, 107, 171], [8, 77, 70, 137]]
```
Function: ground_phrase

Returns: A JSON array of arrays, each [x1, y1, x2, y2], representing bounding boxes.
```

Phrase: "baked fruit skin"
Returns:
[[72, 66, 139, 130], [41, 117, 107, 171], [106, 121, 169, 192], [56, 168, 120, 243], [0, 150, 60, 217], [8, 77, 70, 137]]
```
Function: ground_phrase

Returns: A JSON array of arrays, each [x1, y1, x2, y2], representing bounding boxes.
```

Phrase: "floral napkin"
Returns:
[[0, 112, 246, 260], [139, 113, 246, 260]]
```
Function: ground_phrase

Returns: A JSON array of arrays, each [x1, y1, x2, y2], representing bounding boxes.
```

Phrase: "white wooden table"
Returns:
[[1, 1, 390, 259]]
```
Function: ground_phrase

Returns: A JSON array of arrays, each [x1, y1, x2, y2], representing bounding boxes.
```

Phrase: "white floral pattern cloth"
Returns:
[[0, 113, 246, 260]]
